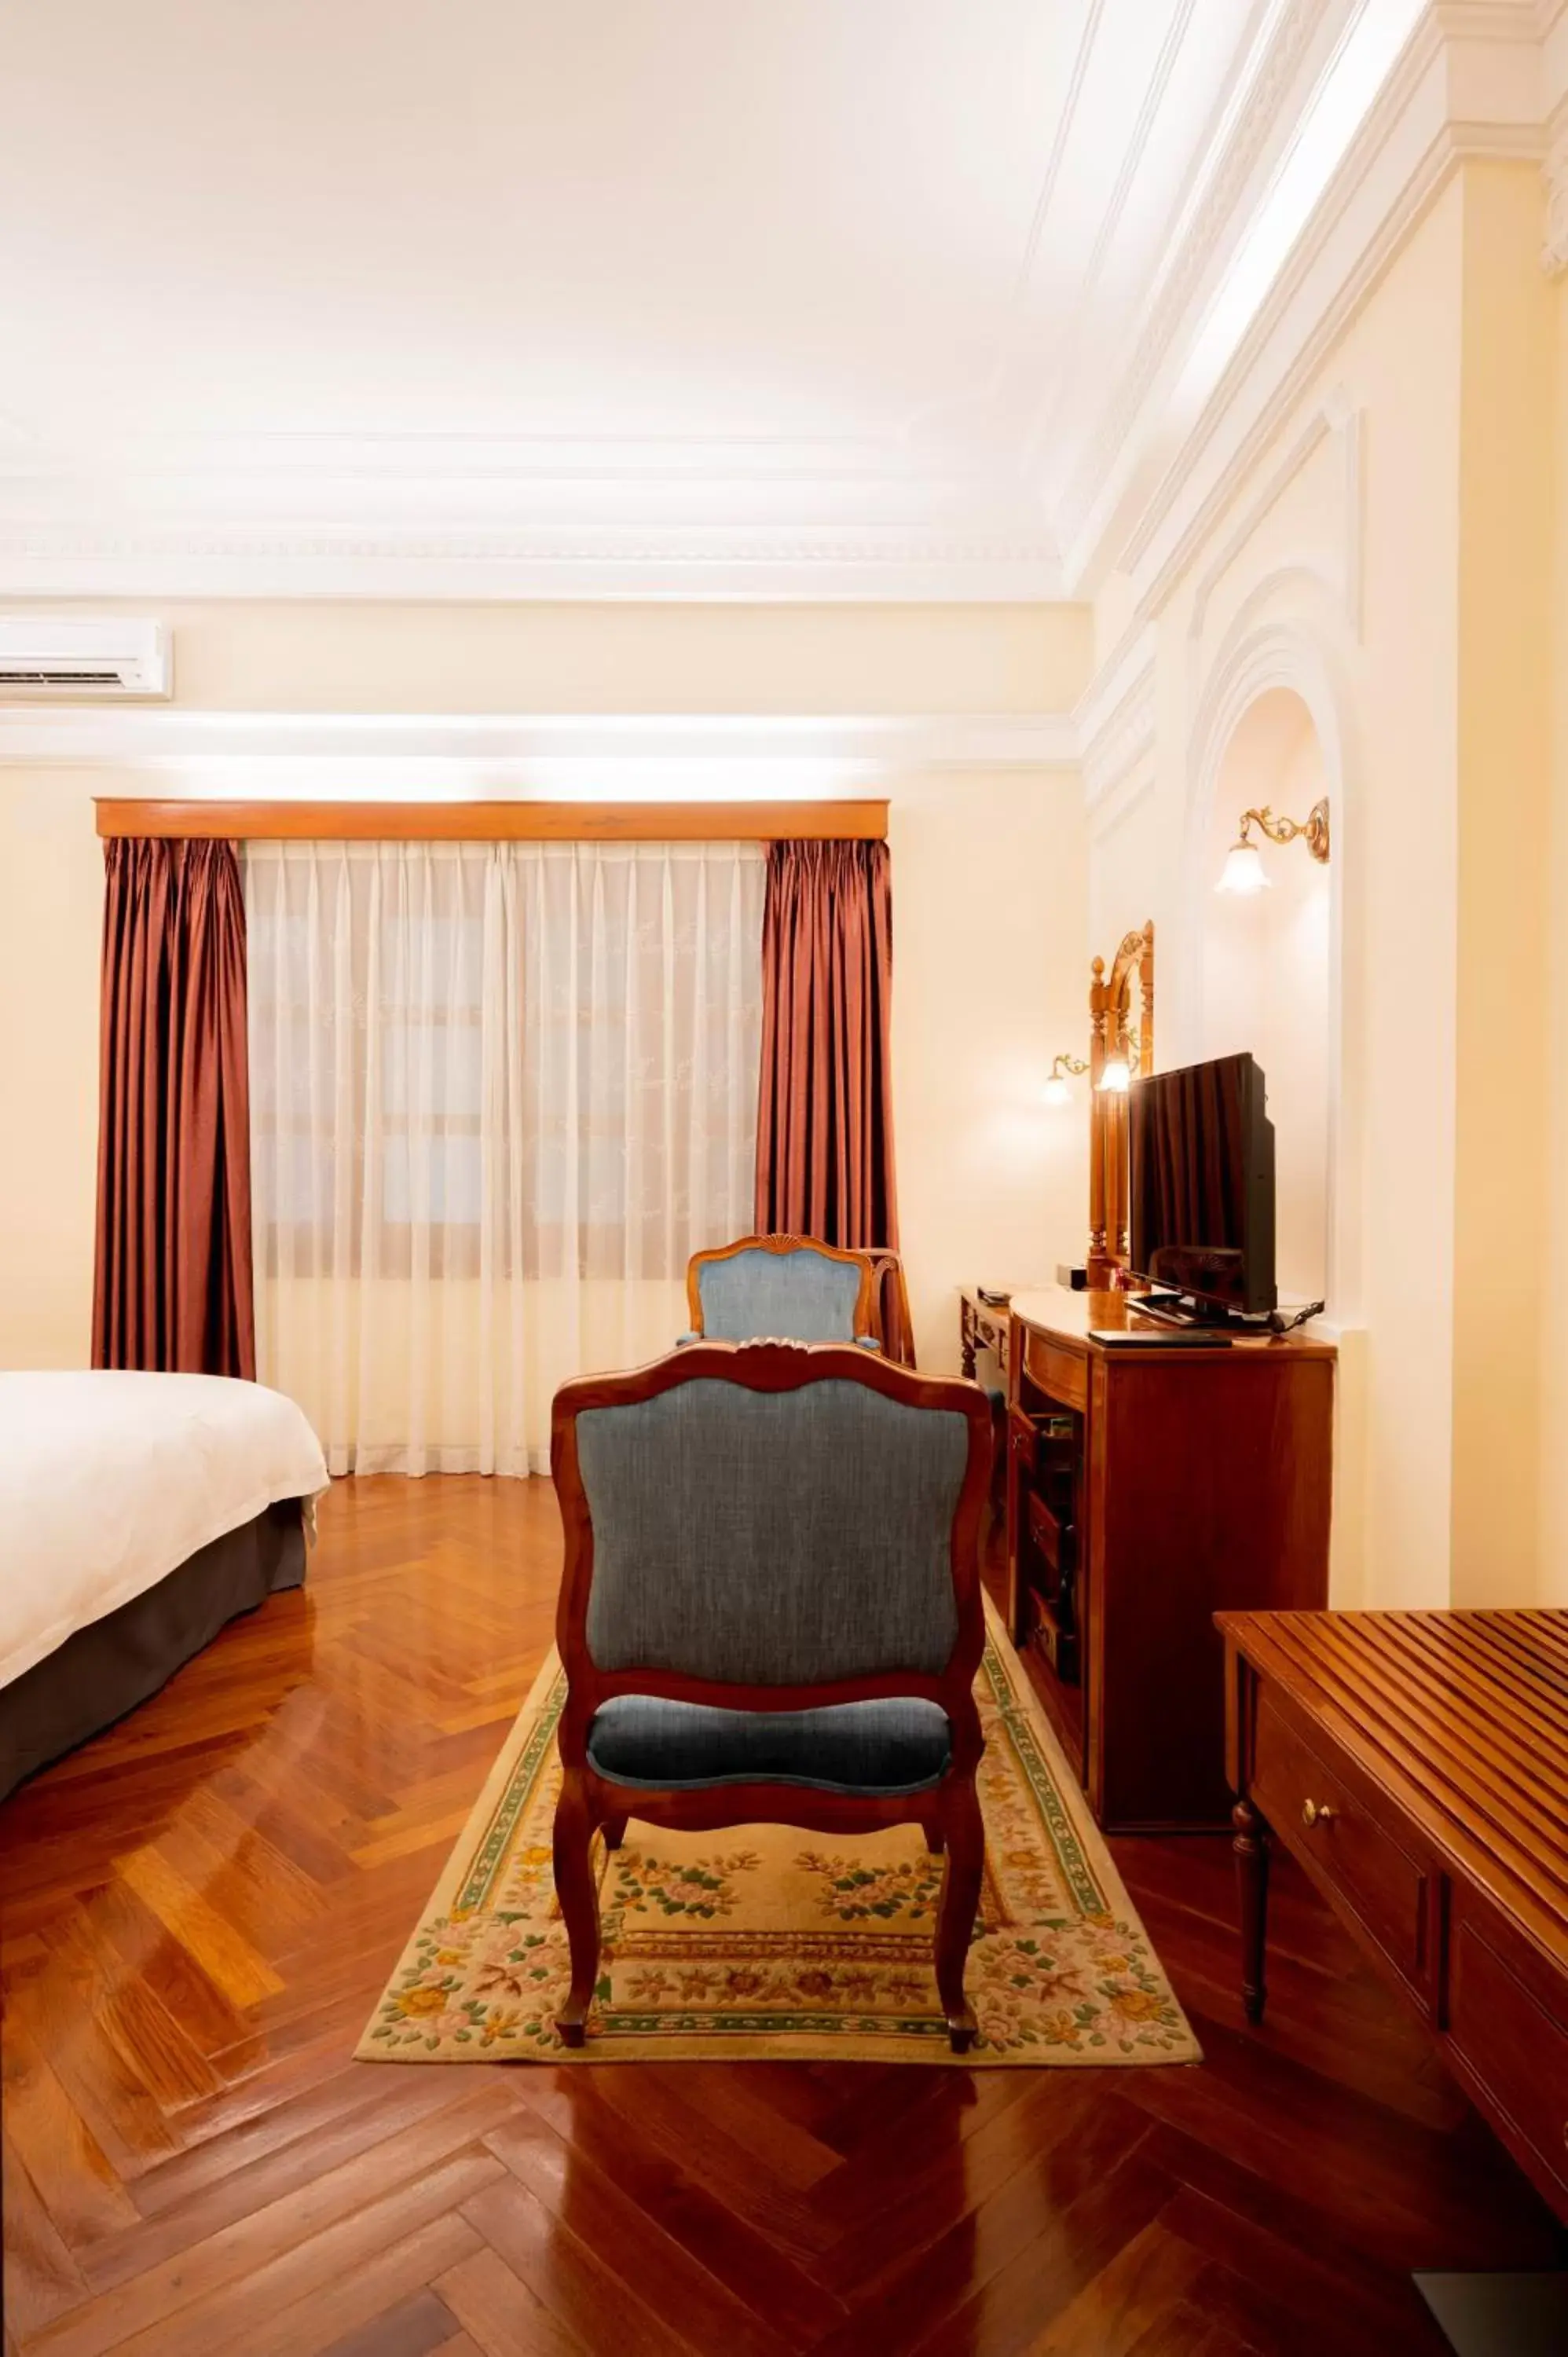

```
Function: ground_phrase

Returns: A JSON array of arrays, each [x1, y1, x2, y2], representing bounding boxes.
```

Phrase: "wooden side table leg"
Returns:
[[1233, 1797, 1269, 2025], [960, 1303, 977, 1381]]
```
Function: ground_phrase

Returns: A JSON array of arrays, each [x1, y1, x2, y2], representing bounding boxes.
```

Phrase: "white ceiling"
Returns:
[[0, 1, 1470, 598]]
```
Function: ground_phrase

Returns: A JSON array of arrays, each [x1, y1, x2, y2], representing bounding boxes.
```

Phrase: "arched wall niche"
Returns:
[[1180, 601, 1361, 1332]]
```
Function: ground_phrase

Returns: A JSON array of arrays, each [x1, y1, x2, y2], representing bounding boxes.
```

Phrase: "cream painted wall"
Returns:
[[891, 768, 1088, 1362], [1090, 178, 1468, 1610], [0, 768, 104, 1365], [1544, 266, 1568, 1596], [6, 600, 1092, 716], [0, 603, 1092, 1382], [1088, 161, 1568, 1609], [1450, 163, 1555, 1607], [1200, 693, 1330, 1308]]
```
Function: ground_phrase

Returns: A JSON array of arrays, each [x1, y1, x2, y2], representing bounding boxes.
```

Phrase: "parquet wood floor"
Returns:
[[2, 1475, 1559, 2356]]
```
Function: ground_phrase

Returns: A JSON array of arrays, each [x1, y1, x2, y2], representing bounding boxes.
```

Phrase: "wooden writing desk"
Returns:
[[1221, 1607, 1568, 2222], [958, 1286, 1013, 1384]]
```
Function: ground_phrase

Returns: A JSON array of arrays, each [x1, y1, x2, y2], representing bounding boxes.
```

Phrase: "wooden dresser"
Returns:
[[1220, 1607, 1568, 2221], [1005, 1286, 1333, 1831]]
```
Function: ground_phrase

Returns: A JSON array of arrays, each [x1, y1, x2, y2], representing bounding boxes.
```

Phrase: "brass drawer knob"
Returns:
[[1302, 1798, 1337, 1829]]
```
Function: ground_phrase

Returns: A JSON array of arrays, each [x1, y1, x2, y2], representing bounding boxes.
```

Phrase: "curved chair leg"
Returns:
[[601, 1813, 628, 1853], [552, 1771, 601, 2048], [920, 1819, 945, 1856], [933, 1778, 985, 2054]]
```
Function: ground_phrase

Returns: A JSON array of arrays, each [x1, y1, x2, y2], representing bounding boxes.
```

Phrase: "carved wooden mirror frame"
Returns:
[[1086, 920, 1155, 1287]]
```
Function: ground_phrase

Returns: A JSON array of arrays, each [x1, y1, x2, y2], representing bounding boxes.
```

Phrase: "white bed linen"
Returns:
[[0, 1372, 328, 1691]]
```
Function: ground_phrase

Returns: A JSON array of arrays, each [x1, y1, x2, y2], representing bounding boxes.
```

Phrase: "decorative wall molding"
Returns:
[[0, 707, 1082, 796], [1544, 106, 1568, 268], [1185, 394, 1365, 701], [1079, 666, 1157, 811], [1088, 764, 1156, 849], [1076, 392, 1361, 818]]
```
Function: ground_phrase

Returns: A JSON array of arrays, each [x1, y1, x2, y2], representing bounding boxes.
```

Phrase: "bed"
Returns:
[[0, 1371, 328, 1801]]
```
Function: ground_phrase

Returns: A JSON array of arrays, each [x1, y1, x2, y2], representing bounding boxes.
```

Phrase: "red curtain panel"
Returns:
[[92, 838, 256, 1379], [754, 838, 903, 1346]]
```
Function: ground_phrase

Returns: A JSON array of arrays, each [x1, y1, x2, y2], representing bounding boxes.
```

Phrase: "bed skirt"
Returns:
[[0, 1499, 307, 1802]]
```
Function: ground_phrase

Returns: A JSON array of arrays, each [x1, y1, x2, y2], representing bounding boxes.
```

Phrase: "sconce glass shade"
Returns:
[[1097, 1056, 1131, 1094], [1042, 1074, 1072, 1108], [1216, 838, 1269, 896]]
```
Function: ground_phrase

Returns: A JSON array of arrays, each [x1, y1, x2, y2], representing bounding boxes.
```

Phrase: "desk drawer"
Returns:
[[1026, 1486, 1075, 1573], [1022, 1330, 1087, 1412], [1447, 1897, 1568, 2209], [1007, 1406, 1075, 1479], [1253, 1692, 1433, 2007]]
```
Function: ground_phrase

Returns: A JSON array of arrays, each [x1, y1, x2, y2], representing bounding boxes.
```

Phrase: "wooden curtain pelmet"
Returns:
[[94, 799, 888, 842]]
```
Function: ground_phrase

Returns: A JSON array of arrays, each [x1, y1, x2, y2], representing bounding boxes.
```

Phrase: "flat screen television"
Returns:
[[1128, 1051, 1277, 1318]]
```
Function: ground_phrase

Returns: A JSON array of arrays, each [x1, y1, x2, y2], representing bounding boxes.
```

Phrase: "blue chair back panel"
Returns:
[[696, 1246, 863, 1341], [577, 1377, 967, 1683]]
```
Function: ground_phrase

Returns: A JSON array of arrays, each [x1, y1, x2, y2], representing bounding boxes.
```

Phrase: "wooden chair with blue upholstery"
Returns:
[[548, 1339, 995, 2051], [681, 1233, 878, 1346]]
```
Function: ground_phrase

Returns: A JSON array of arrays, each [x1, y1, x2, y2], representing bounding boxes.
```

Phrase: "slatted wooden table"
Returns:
[[1219, 1606, 1568, 2221]]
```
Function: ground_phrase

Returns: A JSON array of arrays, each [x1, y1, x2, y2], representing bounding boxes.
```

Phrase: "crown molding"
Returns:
[[1061, 0, 1559, 594], [0, 528, 1064, 606], [0, 706, 1081, 794], [1110, 5, 1551, 621], [1051, 0, 1359, 577], [1016, 0, 1205, 479]]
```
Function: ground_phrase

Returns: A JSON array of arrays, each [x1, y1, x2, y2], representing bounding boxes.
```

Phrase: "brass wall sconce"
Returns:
[[1043, 1052, 1088, 1107], [1216, 797, 1331, 895], [1096, 1028, 1144, 1094]]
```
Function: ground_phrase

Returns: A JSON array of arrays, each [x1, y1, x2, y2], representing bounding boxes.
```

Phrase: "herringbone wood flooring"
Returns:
[[2, 1477, 1559, 2357]]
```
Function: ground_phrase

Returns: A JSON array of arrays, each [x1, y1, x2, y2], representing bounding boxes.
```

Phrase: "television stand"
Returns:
[[1003, 1283, 1334, 1831]]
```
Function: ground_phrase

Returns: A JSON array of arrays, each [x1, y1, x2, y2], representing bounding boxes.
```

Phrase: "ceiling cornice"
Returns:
[[1059, 0, 1560, 595], [1050, 0, 1348, 573], [1090, 0, 1555, 626], [0, 529, 1064, 606], [1068, 0, 1563, 778], [5, 2, 1561, 607]]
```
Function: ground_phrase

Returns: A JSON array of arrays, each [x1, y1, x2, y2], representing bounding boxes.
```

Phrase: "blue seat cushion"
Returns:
[[585, 1694, 951, 1797]]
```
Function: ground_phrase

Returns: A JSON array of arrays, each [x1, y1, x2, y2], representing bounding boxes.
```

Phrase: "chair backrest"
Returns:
[[552, 1343, 991, 1693], [687, 1235, 874, 1343], [862, 1247, 916, 1367]]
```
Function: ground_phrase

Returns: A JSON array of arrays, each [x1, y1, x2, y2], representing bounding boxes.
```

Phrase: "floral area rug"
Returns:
[[357, 1597, 1200, 2066]]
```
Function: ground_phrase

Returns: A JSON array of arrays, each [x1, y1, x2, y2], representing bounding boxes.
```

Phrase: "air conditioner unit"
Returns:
[[0, 618, 170, 698]]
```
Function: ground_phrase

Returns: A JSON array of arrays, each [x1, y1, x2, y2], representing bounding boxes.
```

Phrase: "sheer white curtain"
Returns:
[[246, 839, 765, 1475]]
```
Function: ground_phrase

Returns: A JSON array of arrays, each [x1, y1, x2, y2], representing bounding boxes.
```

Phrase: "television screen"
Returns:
[[1128, 1052, 1276, 1315]]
